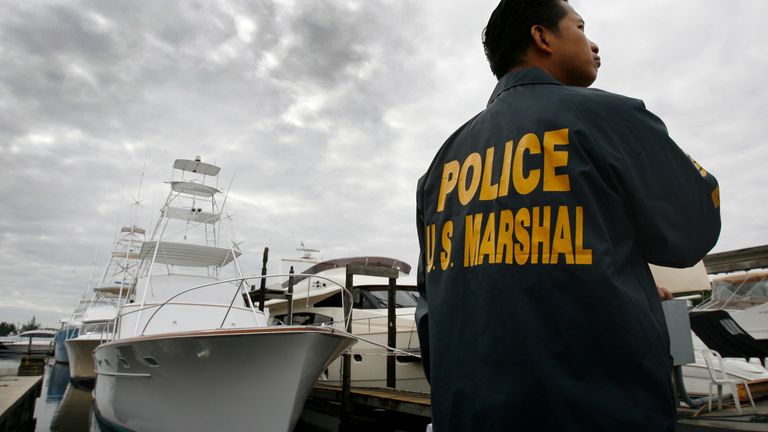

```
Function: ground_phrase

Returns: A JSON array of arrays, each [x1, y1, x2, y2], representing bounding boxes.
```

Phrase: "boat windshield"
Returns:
[[312, 287, 420, 309], [712, 277, 768, 302], [82, 322, 113, 335], [270, 312, 334, 326], [362, 289, 419, 309]]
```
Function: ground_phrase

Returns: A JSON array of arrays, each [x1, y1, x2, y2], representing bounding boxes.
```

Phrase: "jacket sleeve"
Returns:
[[414, 174, 431, 383], [600, 99, 721, 267]]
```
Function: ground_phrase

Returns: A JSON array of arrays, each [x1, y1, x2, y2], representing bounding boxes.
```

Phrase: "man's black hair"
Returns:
[[483, 0, 568, 79]]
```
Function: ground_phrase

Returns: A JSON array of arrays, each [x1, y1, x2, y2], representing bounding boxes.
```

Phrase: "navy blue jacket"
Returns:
[[416, 68, 721, 431]]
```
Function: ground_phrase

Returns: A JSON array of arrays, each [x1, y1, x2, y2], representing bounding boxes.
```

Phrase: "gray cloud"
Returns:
[[1, 0, 766, 326]]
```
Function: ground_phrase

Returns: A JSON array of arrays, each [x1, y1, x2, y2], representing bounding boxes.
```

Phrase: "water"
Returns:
[[0, 355, 111, 432]]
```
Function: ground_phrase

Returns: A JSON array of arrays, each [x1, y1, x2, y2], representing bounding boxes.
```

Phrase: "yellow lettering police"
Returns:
[[437, 128, 571, 212]]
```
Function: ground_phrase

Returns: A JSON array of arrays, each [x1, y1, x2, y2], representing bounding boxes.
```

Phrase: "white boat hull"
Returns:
[[276, 305, 429, 393], [3, 342, 54, 355], [54, 328, 78, 363], [94, 326, 355, 432], [320, 330, 428, 393], [731, 302, 768, 342], [64, 337, 102, 387], [682, 341, 768, 400], [682, 361, 768, 401]]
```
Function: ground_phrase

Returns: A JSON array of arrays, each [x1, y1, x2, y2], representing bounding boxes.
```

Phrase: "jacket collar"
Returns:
[[487, 67, 563, 106]]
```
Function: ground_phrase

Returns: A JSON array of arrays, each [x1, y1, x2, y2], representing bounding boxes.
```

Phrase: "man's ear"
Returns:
[[531, 25, 554, 55]]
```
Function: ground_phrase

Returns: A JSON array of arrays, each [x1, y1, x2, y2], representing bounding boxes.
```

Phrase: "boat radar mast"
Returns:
[[282, 242, 321, 265]]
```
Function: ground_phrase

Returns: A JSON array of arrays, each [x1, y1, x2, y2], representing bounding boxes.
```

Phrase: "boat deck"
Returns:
[[312, 383, 431, 418], [678, 397, 768, 431], [306, 384, 768, 431]]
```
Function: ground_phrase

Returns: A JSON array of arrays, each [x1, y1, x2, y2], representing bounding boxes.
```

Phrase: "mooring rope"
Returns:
[[337, 330, 422, 359]]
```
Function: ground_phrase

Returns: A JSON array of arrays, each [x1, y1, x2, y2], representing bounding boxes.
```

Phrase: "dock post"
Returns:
[[17, 355, 45, 376], [340, 267, 354, 431], [287, 266, 295, 325], [387, 276, 397, 388], [258, 247, 269, 312]]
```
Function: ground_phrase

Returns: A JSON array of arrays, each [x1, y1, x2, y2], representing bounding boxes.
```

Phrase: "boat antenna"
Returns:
[[217, 171, 236, 218], [84, 249, 99, 296], [70, 249, 99, 321], [131, 145, 150, 210], [119, 145, 150, 305]]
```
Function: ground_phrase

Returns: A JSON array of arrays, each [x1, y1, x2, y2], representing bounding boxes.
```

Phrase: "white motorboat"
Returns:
[[65, 225, 144, 387], [0, 336, 16, 351], [267, 254, 428, 393], [65, 301, 118, 388], [54, 319, 79, 363], [93, 157, 356, 432], [651, 263, 768, 400], [694, 271, 768, 342], [53, 296, 93, 363], [3, 330, 56, 354], [55, 313, 83, 363]]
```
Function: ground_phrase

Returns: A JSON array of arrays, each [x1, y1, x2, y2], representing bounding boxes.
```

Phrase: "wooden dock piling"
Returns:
[[17, 355, 46, 377]]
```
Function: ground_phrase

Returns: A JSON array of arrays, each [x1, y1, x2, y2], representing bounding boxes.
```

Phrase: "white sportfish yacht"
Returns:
[[53, 297, 89, 363], [651, 264, 768, 400], [93, 157, 355, 432], [65, 225, 145, 388]]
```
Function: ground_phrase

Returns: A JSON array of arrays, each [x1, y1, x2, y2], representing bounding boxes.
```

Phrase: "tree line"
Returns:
[[0, 316, 43, 336]]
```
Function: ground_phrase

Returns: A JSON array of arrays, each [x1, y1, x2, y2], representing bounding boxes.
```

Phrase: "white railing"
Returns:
[[114, 273, 353, 338], [313, 312, 419, 334]]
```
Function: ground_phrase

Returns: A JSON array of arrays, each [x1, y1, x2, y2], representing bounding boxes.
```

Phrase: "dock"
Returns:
[[304, 384, 431, 431], [0, 375, 43, 432], [304, 383, 768, 431], [311, 383, 431, 418], [677, 397, 768, 431]]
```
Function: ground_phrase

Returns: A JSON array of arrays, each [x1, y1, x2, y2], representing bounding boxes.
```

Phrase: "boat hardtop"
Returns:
[[19, 330, 57, 338]]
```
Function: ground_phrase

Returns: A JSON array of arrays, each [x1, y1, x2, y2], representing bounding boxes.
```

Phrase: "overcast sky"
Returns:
[[1, 0, 766, 327]]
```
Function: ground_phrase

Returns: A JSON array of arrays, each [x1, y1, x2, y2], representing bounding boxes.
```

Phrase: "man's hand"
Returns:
[[657, 285, 673, 301]]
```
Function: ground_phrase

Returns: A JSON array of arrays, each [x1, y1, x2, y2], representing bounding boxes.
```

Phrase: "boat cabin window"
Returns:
[[314, 294, 343, 308], [21, 332, 55, 339], [82, 322, 114, 335], [366, 289, 419, 308], [313, 287, 420, 309], [270, 312, 334, 326]]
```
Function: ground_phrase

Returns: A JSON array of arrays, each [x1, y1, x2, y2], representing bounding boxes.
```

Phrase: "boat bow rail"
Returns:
[[116, 273, 354, 338]]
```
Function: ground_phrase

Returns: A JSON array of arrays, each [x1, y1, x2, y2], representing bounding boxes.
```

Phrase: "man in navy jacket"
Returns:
[[415, 1, 721, 430]]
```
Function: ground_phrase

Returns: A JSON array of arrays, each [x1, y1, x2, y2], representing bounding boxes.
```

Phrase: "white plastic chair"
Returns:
[[700, 348, 757, 413]]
